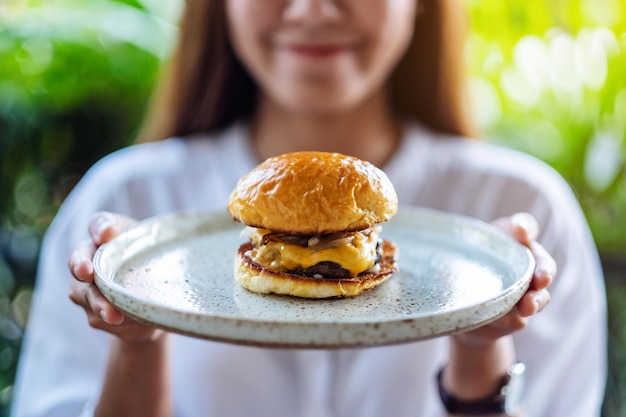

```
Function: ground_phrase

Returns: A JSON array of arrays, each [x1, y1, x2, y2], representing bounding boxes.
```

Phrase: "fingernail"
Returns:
[[100, 310, 110, 324], [536, 268, 553, 285], [94, 215, 110, 235], [73, 265, 83, 280], [73, 259, 92, 281], [514, 213, 538, 237], [544, 271, 554, 284]]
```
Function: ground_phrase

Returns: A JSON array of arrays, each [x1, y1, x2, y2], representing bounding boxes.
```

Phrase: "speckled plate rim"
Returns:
[[94, 207, 535, 348]]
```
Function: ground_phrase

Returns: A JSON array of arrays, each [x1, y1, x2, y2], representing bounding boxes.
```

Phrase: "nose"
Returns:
[[283, 0, 342, 25]]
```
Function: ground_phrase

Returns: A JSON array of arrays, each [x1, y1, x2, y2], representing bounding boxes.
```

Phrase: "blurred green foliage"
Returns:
[[0, 0, 179, 414], [465, 5, 626, 412], [605, 265, 626, 417], [0, 0, 624, 416], [466, 0, 626, 257]]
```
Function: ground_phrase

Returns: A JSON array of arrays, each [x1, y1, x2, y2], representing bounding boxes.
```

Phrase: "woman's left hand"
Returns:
[[440, 213, 557, 413], [455, 212, 557, 346]]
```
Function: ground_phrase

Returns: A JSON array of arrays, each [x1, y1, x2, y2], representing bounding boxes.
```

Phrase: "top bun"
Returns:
[[227, 151, 398, 234]]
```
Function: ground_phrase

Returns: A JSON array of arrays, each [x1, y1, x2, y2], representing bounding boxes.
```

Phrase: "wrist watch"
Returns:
[[437, 362, 526, 415]]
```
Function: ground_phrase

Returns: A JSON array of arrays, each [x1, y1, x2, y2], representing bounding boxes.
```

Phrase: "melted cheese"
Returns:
[[245, 227, 380, 277]]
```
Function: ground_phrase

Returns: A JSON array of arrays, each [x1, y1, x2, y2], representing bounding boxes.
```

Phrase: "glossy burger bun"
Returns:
[[234, 240, 399, 298], [227, 151, 398, 234]]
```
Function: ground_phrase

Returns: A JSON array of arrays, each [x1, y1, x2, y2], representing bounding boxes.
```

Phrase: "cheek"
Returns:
[[226, 1, 276, 72], [357, 1, 416, 76]]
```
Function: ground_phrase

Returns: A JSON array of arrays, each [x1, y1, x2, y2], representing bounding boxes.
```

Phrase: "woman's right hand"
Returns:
[[68, 211, 165, 343]]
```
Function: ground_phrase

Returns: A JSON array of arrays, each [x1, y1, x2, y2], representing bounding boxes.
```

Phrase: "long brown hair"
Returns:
[[138, 0, 475, 142]]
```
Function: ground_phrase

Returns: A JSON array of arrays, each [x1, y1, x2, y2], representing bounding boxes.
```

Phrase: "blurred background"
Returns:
[[0, 0, 625, 415]]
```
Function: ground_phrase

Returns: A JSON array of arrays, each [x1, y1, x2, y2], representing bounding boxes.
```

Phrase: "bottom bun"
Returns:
[[234, 240, 398, 298]]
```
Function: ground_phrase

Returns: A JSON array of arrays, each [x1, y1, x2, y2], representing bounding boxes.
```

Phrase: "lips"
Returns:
[[272, 32, 359, 58], [285, 43, 351, 57]]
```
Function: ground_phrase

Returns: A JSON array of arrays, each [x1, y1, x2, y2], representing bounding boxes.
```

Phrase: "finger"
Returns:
[[454, 311, 528, 345], [89, 211, 136, 246], [68, 240, 96, 282], [517, 288, 551, 317], [462, 320, 527, 342], [69, 279, 90, 309], [529, 241, 557, 290], [492, 212, 539, 247], [83, 283, 125, 325], [69, 282, 163, 343], [490, 309, 529, 334], [100, 302, 125, 325]]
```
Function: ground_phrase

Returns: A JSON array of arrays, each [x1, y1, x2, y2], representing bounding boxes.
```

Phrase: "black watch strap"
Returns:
[[437, 367, 506, 415]]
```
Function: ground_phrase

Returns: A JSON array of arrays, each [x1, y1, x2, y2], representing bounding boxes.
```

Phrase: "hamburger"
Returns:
[[227, 151, 398, 298]]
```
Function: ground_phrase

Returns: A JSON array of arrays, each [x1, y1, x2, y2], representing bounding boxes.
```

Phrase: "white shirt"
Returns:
[[10, 123, 607, 417]]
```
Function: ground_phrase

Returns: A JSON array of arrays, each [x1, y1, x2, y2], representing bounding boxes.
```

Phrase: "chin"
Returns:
[[269, 76, 368, 114]]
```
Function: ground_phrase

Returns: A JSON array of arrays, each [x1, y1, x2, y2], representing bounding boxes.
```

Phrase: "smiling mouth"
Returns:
[[285, 43, 351, 57]]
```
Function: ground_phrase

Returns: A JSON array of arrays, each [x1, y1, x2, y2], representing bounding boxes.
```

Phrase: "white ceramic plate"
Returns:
[[94, 207, 534, 348]]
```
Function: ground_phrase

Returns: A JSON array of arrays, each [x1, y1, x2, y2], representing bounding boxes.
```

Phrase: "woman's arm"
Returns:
[[68, 212, 173, 417], [443, 336, 520, 417], [95, 337, 171, 417]]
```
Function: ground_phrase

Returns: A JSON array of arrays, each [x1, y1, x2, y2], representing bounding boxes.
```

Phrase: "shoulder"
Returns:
[[436, 127, 564, 188], [85, 138, 187, 184], [52, 124, 252, 227], [402, 124, 576, 207], [74, 124, 252, 198], [394, 123, 594, 258], [90, 126, 245, 182]]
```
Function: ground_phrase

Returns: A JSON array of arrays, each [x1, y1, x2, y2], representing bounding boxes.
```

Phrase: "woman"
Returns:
[[11, 1, 606, 416]]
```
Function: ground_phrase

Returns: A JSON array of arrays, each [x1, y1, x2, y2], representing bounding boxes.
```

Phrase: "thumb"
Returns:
[[492, 212, 539, 247], [89, 211, 137, 246]]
